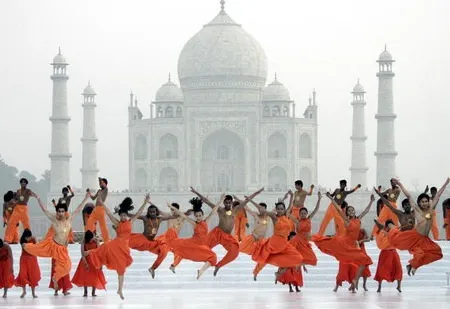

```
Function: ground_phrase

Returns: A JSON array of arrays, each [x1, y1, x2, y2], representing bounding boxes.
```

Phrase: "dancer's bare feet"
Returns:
[[117, 290, 124, 300], [32, 293, 38, 298], [302, 265, 308, 273], [333, 285, 338, 292], [63, 291, 70, 296], [406, 264, 412, 276], [52, 278, 59, 291], [20, 290, 26, 298], [83, 293, 87, 297], [295, 286, 301, 292], [363, 283, 368, 291], [253, 274, 257, 281], [169, 265, 176, 274], [396, 285, 402, 292], [54, 290, 58, 296], [213, 266, 220, 277], [149, 268, 155, 279], [350, 281, 357, 294]]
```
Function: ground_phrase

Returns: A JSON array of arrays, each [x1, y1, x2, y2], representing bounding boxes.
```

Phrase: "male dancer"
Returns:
[[317, 180, 360, 236], [285, 180, 314, 221], [86, 178, 109, 242], [374, 189, 415, 232], [371, 179, 401, 236], [3, 192, 19, 244], [24, 193, 89, 289], [128, 204, 169, 278], [52, 186, 75, 243], [424, 186, 439, 240], [443, 199, 450, 240], [190, 187, 264, 276], [4, 179, 36, 243]]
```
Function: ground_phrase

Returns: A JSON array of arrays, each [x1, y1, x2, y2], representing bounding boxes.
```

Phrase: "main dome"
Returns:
[[177, 6, 268, 90]]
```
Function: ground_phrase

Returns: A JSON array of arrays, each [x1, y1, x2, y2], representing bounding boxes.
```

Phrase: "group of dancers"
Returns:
[[1, 176, 450, 299]]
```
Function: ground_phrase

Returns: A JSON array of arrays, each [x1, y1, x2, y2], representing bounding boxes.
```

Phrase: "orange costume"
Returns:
[[374, 231, 402, 283], [358, 230, 371, 278], [14, 238, 41, 288], [312, 218, 373, 267], [335, 262, 357, 287], [0, 246, 14, 289], [4, 188, 32, 243], [371, 201, 399, 236], [431, 210, 439, 240], [3, 204, 19, 243], [252, 216, 303, 268], [387, 226, 442, 270], [129, 232, 169, 270], [172, 221, 212, 267], [45, 213, 74, 243], [86, 188, 110, 242], [445, 208, 450, 240], [239, 234, 267, 277], [49, 258, 72, 292], [88, 220, 133, 275], [72, 241, 107, 290], [318, 202, 346, 236], [289, 218, 317, 266], [277, 267, 303, 287], [206, 226, 240, 268], [234, 208, 248, 242], [163, 226, 217, 266]]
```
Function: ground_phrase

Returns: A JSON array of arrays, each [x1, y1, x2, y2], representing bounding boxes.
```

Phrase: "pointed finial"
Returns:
[[168, 72, 171, 82], [384, 44, 387, 51], [58, 47, 61, 55], [308, 97, 312, 106], [220, 0, 225, 11], [274, 72, 278, 81], [312, 89, 316, 105], [134, 96, 138, 107], [357, 78, 360, 85], [88, 80, 91, 87]]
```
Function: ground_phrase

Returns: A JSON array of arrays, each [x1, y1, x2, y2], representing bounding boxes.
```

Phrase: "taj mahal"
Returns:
[[46, 1, 397, 222]]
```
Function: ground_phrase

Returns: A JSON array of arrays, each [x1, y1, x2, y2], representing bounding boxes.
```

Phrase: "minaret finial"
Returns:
[[274, 72, 277, 81], [168, 72, 171, 82], [384, 44, 387, 51], [58, 47, 61, 55], [220, 0, 225, 11], [357, 78, 360, 85], [88, 80, 91, 87]]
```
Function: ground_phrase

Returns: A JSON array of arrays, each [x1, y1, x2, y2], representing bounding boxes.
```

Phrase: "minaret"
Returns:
[[80, 82, 99, 191], [350, 80, 368, 188], [49, 48, 71, 193], [375, 46, 397, 188]]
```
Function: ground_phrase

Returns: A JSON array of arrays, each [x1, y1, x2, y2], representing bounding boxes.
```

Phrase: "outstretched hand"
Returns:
[[144, 194, 151, 204], [373, 187, 381, 195], [325, 192, 333, 199], [370, 194, 375, 202], [317, 191, 322, 199]]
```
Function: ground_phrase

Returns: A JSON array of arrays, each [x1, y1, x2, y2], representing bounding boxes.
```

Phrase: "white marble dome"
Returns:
[[352, 81, 365, 93], [155, 79, 184, 102], [177, 7, 268, 89], [83, 82, 96, 95], [263, 76, 291, 101], [378, 49, 393, 61], [52, 51, 67, 65]]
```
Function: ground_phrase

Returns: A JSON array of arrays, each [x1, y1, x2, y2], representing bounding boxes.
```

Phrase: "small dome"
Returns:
[[52, 48, 67, 65], [352, 81, 365, 93], [155, 78, 184, 102], [83, 82, 96, 95], [263, 75, 291, 101], [378, 49, 393, 61]]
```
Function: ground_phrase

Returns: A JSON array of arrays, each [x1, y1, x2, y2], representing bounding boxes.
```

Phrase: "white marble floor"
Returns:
[[2, 288, 450, 309]]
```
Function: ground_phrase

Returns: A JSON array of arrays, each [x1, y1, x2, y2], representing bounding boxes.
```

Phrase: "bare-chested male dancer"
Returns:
[[284, 180, 314, 221], [86, 178, 109, 242], [190, 187, 264, 276]]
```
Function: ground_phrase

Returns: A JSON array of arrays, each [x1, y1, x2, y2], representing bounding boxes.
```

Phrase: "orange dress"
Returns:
[[49, 258, 72, 292], [312, 218, 373, 266], [252, 216, 303, 268], [374, 231, 402, 282], [289, 218, 317, 266], [172, 221, 210, 267], [165, 227, 217, 266], [277, 267, 303, 287], [0, 246, 14, 289], [335, 261, 357, 286], [318, 202, 347, 236], [388, 223, 443, 269], [88, 220, 133, 275], [72, 241, 107, 289], [14, 239, 41, 287]]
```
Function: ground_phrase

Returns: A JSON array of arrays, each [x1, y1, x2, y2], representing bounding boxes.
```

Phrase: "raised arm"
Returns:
[[325, 192, 349, 225], [130, 195, 151, 222], [252, 202, 277, 222], [166, 203, 196, 225], [36, 196, 56, 222], [357, 194, 375, 220], [233, 187, 264, 212], [307, 185, 314, 196], [345, 184, 361, 195], [205, 194, 224, 222], [190, 187, 216, 209], [431, 178, 450, 210], [70, 193, 90, 218], [67, 185, 75, 198], [308, 191, 322, 219], [100, 199, 119, 226], [373, 187, 403, 217], [392, 179, 419, 213]]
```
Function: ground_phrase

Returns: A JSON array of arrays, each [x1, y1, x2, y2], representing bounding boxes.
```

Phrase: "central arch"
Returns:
[[201, 129, 245, 192], [268, 166, 287, 192]]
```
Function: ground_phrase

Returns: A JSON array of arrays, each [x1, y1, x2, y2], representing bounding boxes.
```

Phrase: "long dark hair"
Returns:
[[20, 228, 32, 245], [189, 197, 203, 214], [118, 197, 134, 215]]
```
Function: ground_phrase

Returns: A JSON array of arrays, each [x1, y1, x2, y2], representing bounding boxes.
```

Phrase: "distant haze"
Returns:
[[1, 0, 450, 191]]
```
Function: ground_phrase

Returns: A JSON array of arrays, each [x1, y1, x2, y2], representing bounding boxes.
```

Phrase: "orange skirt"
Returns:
[[374, 249, 402, 282], [88, 237, 132, 275], [0, 259, 14, 289], [336, 262, 357, 286], [14, 253, 41, 287], [289, 235, 317, 266], [278, 267, 303, 287], [49, 259, 72, 291], [71, 257, 107, 289], [312, 234, 372, 266], [252, 235, 303, 268]]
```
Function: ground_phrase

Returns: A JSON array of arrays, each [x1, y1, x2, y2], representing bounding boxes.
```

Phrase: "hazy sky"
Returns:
[[1, 0, 450, 191]]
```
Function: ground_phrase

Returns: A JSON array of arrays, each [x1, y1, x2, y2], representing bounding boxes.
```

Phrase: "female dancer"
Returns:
[[165, 197, 223, 279], [84, 195, 150, 299], [72, 230, 106, 297], [0, 238, 13, 298], [312, 193, 374, 292], [276, 231, 303, 293], [169, 196, 221, 274], [251, 201, 303, 279], [14, 229, 41, 298]]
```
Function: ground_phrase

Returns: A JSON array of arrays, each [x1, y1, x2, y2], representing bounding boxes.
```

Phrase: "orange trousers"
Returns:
[[3, 213, 19, 244], [318, 203, 346, 236], [234, 216, 248, 242], [431, 210, 439, 240], [24, 238, 71, 282], [129, 233, 169, 270], [4, 205, 30, 243], [372, 203, 399, 236], [206, 227, 239, 268], [86, 206, 110, 242]]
